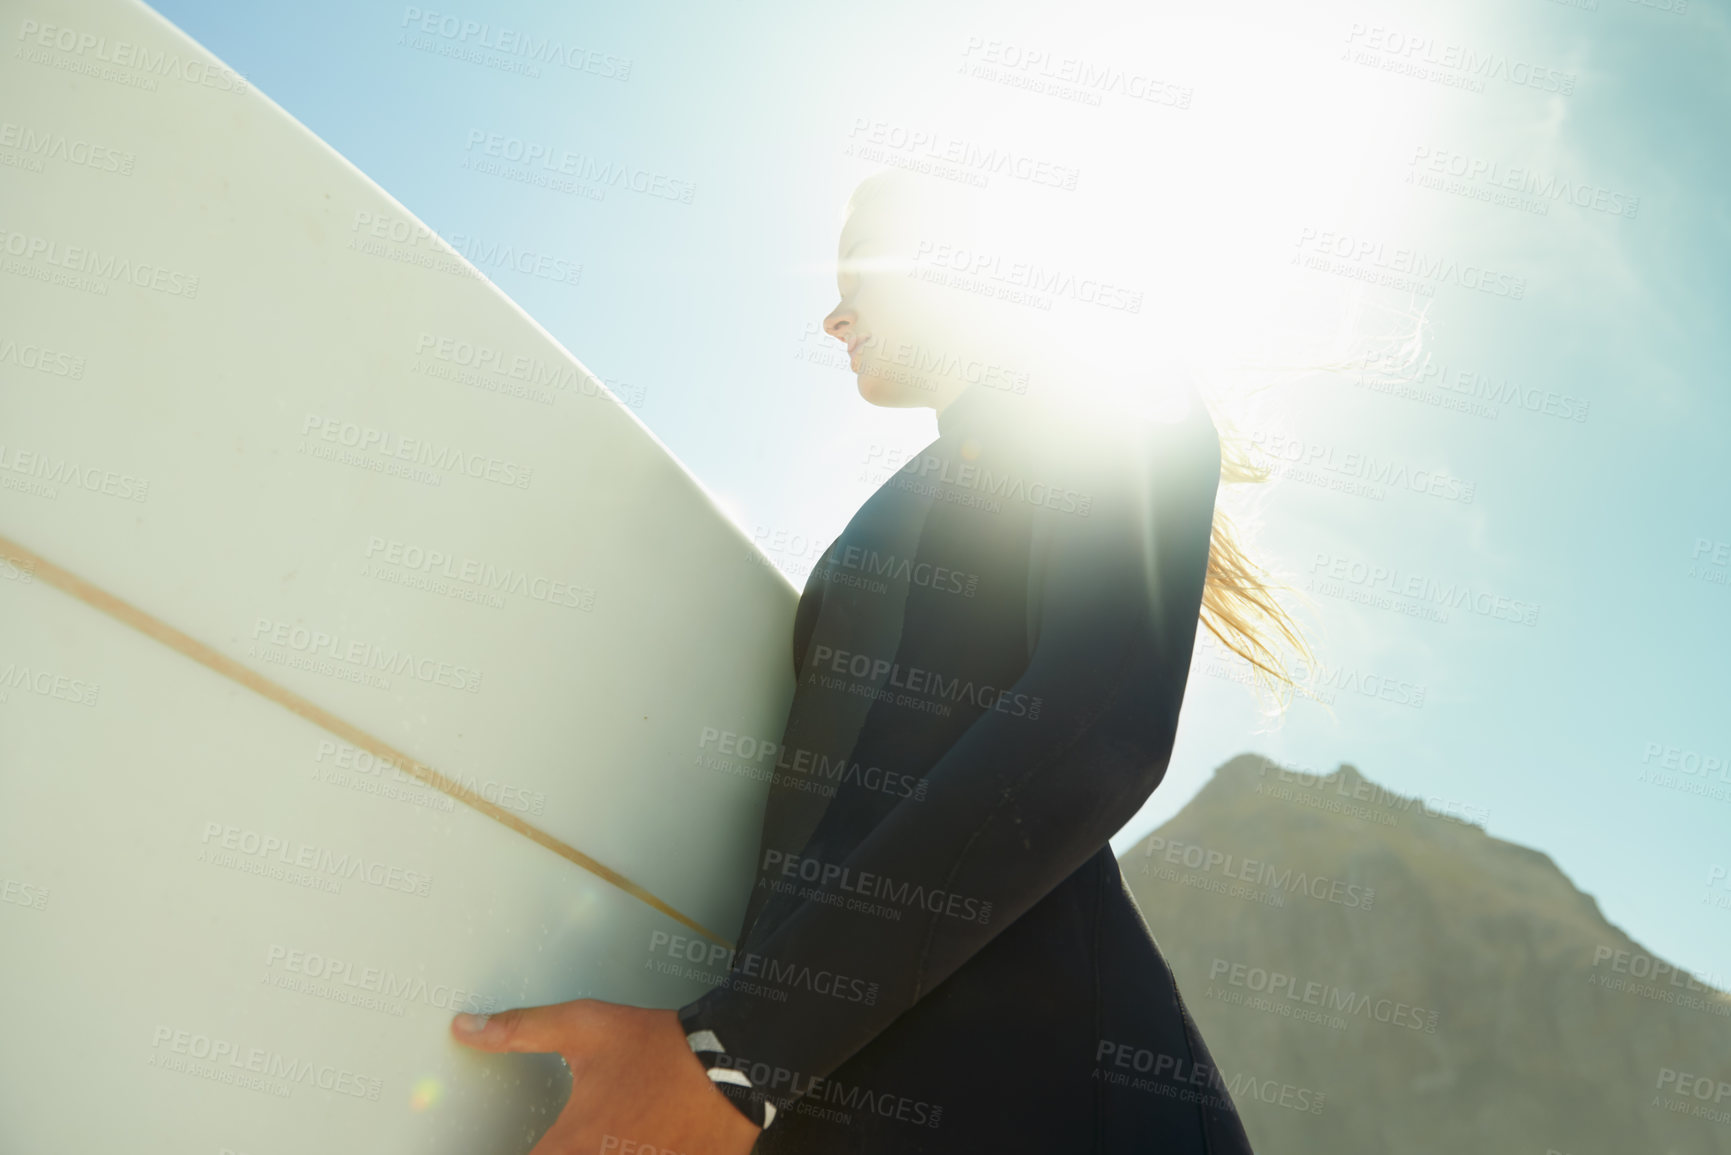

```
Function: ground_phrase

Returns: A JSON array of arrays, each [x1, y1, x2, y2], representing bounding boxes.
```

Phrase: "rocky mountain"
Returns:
[[1123, 754, 1731, 1155]]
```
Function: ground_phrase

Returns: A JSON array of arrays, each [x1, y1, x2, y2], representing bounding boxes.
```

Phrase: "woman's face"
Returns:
[[821, 201, 966, 410]]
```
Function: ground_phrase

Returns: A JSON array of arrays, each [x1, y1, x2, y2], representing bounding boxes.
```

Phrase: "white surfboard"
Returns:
[[0, 1, 797, 1151]]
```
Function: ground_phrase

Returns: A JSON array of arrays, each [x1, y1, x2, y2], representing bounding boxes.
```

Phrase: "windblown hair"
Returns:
[[1187, 322, 1426, 716], [1194, 401, 1318, 716]]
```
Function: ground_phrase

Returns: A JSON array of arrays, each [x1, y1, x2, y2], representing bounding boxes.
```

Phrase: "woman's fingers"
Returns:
[[451, 1000, 592, 1055]]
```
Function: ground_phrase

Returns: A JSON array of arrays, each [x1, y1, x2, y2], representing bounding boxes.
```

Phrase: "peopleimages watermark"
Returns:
[[887, 449, 1093, 518], [0, 119, 134, 176], [806, 643, 1044, 720], [748, 524, 830, 582], [711, 1055, 944, 1130], [792, 321, 858, 378], [1637, 736, 1731, 805], [1253, 762, 1491, 829], [1353, 351, 1592, 424], [1138, 834, 1376, 912], [301, 413, 535, 489], [441, 225, 583, 286], [14, 18, 249, 94], [1196, 632, 1428, 711], [411, 331, 638, 408], [0, 550, 35, 584], [310, 739, 455, 814], [247, 616, 484, 693], [1618, 0, 1688, 16], [310, 738, 548, 816], [910, 239, 1144, 314], [1341, 23, 1576, 97], [1406, 145, 1639, 219], [858, 442, 923, 487], [347, 210, 583, 289], [1293, 227, 1526, 301], [808, 322, 1033, 397], [198, 820, 434, 898], [1251, 773, 1395, 826], [398, 8, 632, 80], [0, 225, 200, 298], [147, 1025, 380, 1101], [810, 541, 981, 599], [1205, 956, 1441, 1034], [1, 874, 50, 911], [1307, 551, 1541, 627], [759, 849, 994, 925], [262, 942, 502, 1017], [460, 129, 696, 204], [1688, 537, 1731, 591], [843, 116, 1081, 191], [1247, 428, 1476, 504], [601, 1138, 695, 1155], [695, 727, 929, 802], [0, 660, 101, 707], [0, 442, 149, 503], [361, 535, 596, 612], [0, 331, 86, 379], [1588, 945, 1731, 1017], [1651, 1066, 1731, 1126], [1705, 865, 1731, 914], [1095, 1041, 1327, 1116], [645, 931, 881, 1006], [957, 36, 1193, 111]]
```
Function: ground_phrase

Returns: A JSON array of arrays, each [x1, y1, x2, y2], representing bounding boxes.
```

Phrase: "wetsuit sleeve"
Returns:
[[790, 544, 830, 679], [679, 406, 1222, 1127]]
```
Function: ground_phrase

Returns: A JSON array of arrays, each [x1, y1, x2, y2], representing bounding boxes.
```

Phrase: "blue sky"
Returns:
[[148, 0, 1731, 983]]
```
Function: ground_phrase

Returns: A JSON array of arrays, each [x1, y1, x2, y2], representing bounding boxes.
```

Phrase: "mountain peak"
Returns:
[[1126, 752, 1731, 1153], [1330, 760, 1364, 787]]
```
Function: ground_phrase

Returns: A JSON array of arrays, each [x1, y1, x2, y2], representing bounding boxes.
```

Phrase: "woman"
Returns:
[[454, 170, 1306, 1154]]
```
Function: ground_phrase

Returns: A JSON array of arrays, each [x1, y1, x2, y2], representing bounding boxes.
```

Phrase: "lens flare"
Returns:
[[410, 1076, 442, 1111]]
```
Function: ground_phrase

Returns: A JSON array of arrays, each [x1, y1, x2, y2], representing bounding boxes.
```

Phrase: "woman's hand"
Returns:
[[452, 1000, 763, 1155]]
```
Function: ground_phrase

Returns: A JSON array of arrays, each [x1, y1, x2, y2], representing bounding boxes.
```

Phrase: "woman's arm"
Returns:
[[680, 402, 1223, 1126]]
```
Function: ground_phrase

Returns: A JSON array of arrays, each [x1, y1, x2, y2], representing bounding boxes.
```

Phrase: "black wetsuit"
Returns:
[[679, 383, 1254, 1154]]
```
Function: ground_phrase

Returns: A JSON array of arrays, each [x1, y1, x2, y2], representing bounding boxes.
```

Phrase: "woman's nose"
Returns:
[[823, 305, 853, 342]]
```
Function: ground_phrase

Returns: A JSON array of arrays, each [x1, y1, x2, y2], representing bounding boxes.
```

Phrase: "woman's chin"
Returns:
[[856, 372, 918, 409]]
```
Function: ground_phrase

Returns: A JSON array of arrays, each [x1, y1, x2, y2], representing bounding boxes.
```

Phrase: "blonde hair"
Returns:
[[1190, 323, 1426, 717], [1194, 398, 1319, 718]]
